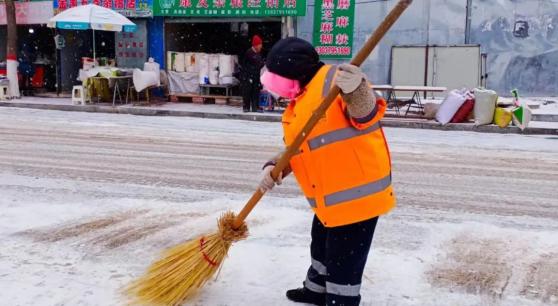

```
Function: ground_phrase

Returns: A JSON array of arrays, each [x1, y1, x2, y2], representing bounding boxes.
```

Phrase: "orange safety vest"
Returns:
[[282, 65, 395, 227]]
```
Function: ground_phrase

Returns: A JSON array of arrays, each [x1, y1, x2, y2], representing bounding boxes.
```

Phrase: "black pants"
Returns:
[[242, 78, 260, 112], [304, 215, 379, 306]]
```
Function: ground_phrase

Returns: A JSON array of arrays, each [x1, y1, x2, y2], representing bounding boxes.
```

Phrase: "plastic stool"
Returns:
[[72, 85, 87, 105], [0, 84, 10, 101]]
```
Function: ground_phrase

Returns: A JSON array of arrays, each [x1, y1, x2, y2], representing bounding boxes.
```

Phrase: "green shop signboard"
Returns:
[[312, 0, 354, 59], [155, 0, 306, 16]]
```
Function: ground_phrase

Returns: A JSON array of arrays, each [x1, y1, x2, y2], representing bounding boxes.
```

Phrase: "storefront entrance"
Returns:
[[165, 20, 282, 59], [0, 24, 56, 93], [163, 19, 283, 102]]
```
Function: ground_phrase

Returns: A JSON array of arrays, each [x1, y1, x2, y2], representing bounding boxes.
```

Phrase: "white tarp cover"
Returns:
[[168, 71, 199, 94]]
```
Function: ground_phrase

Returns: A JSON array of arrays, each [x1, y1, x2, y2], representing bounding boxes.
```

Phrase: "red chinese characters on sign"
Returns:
[[114, 0, 125, 9], [336, 16, 349, 28], [320, 22, 333, 33], [126, 0, 135, 9], [321, 0, 333, 9], [197, 0, 208, 8], [103, 0, 112, 8], [213, 0, 225, 8], [81, 0, 89, 5], [231, 0, 243, 8], [69, 0, 77, 8], [58, 0, 67, 9], [336, 0, 349, 9], [320, 34, 333, 44], [265, 0, 278, 8], [321, 10, 333, 21], [335, 33, 349, 45], [180, 0, 192, 7], [93, 0, 100, 5], [15, 4, 24, 15], [284, 0, 296, 8], [247, 0, 260, 7]]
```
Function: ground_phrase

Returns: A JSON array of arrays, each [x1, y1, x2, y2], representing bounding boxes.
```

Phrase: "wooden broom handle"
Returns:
[[233, 0, 413, 229]]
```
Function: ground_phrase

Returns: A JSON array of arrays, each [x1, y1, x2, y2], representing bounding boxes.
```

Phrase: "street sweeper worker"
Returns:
[[258, 37, 395, 306]]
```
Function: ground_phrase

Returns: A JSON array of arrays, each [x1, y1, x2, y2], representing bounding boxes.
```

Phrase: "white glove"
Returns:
[[335, 64, 365, 94], [259, 164, 282, 193]]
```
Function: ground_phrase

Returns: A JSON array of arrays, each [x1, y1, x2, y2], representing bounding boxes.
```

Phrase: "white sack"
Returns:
[[143, 59, 161, 86], [133, 68, 158, 92], [219, 54, 235, 78], [474, 88, 498, 126], [435, 89, 469, 125], [174, 52, 185, 72]]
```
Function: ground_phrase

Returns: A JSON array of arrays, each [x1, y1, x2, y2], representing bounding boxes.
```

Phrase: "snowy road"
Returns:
[[1, 107, 557, 306]]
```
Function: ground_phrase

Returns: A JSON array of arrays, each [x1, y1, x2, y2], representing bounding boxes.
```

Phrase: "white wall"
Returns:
[[470, 0, 558, 96]]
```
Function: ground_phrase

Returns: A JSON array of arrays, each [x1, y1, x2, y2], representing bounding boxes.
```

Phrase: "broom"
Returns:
[[126, 1, 413, 305]]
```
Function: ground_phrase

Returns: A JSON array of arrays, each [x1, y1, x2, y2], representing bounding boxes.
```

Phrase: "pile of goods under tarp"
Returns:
[[167, 52, 238, 85], [429, 88, 532, 130]]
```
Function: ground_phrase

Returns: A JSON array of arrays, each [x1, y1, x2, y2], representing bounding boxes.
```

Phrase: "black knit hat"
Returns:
[[265, 37, 324, 88]]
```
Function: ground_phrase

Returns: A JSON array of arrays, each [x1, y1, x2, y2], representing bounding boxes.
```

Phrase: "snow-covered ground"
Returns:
[[0, 107, 557, 306]]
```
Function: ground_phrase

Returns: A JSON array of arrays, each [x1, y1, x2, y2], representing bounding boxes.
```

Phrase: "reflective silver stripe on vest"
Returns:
[[305, 276, 326, 293], [324, 174, 391, 207], [307, 197, 317, 208], [311, 258, 327, 275], [308, 121, 381, 151], [322, 65, 337, 98], [326, 281, 361, 297]]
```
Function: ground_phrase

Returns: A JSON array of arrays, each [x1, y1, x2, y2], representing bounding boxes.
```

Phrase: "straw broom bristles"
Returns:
[[126, 211, 249, 306]]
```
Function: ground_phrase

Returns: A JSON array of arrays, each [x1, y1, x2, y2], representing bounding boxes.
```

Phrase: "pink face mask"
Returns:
[[260, 68, 301, 99]]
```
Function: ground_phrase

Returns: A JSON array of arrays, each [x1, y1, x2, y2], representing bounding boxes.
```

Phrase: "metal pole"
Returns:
[[287, 16, 295, 37], [56, 46, 61, 96], [54, 29, 62, 97], [465, 0, 473, 44], [423, 0, 431, 98], [281, 17, 287, 39], [93, 29, 96, 64]]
